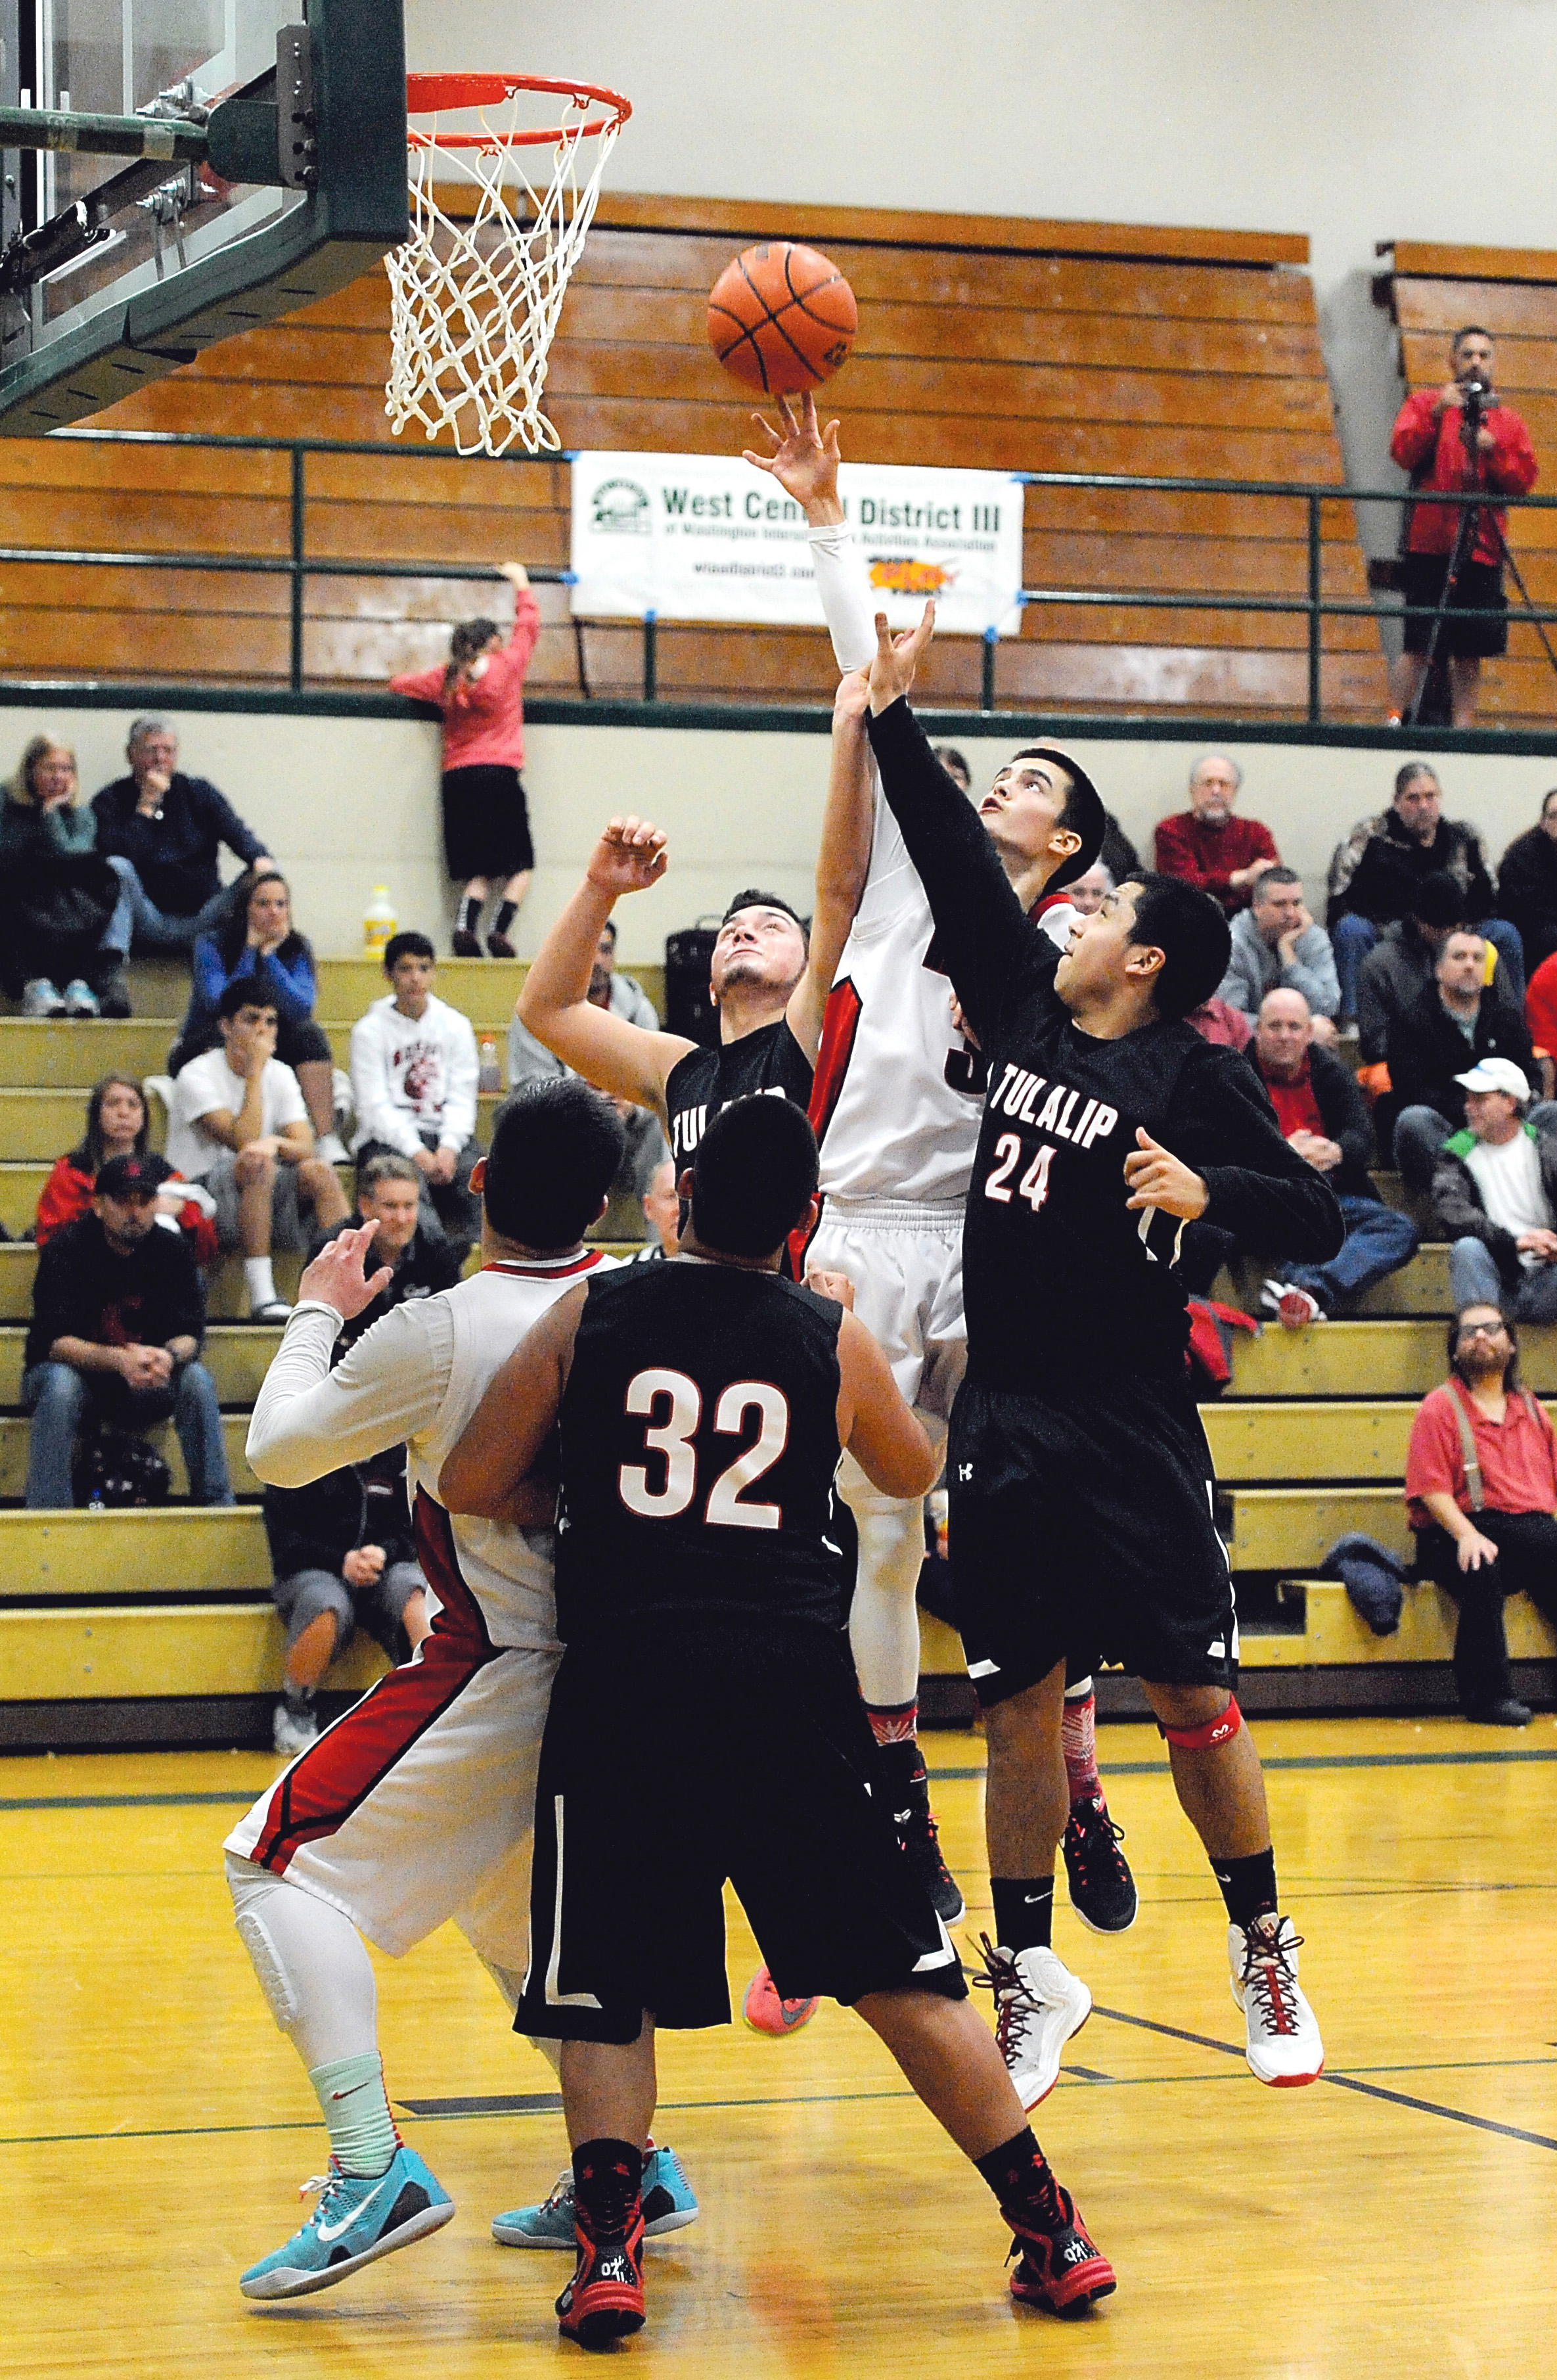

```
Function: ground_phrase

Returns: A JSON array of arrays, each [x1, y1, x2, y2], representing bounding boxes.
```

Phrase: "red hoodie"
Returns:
[[1390, 388, 1537, 565]]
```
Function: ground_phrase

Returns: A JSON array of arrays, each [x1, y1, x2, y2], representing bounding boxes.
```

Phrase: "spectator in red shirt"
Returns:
[[1526, 943, 1557, 1089], [1154, 754, 1278, 917], [1388, 329, 1538, 729], [390, 562, 541, 958], [1406, 1302, 1557, 1724], [35, 1072, 217, 1266]]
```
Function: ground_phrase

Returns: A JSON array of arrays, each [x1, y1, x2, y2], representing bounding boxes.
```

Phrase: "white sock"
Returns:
[[846, 1498, 925, 1706], [309, 2051, 400, 2179], [1065, 1676, 1094, 1701], [244, 1255, 277, 1308]]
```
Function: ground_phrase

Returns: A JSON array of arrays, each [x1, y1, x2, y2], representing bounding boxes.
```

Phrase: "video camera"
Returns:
[[1458, 369, 1495, 419]]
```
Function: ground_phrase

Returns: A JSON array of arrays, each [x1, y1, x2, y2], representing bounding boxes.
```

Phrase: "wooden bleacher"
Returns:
[[1378, 238, 1557, 728], [0, 196, 1385, 718]]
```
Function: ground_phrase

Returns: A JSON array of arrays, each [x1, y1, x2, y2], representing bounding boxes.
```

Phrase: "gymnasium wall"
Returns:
[[11, 697, 1557, 964]]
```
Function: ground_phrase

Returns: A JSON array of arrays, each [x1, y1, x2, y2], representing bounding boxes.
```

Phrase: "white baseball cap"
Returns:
[[1454, 1057, 1531, 1103]]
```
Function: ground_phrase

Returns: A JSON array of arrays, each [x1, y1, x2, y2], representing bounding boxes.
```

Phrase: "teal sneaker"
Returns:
[[491, 2145, 698, 2249], [239, 2147, 454, 2300]]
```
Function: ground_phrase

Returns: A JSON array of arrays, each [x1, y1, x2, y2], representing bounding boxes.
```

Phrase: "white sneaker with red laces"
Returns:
[[1261, 1280, 1325, 1331], [975, 1937, 1092, 2110], [1229, 1914, 1324, 2085]]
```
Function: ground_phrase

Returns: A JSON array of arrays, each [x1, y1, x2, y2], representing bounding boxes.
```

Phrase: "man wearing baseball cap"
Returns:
[[1430, 1057, 1557, 1321], [21, 1153, 233, 1507]]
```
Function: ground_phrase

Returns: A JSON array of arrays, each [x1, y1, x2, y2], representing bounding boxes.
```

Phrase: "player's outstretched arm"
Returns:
[[786, 670, 875, 1059], [863, 609, 1035, 1039], [744, 393, 876, 674], [248, 1230, 441, 1487], [835, 1308, 941, 1501], [1173, 1050, 1346, 1261], [516, 818, 695, 1121], [438, 1287, 585, 1519]]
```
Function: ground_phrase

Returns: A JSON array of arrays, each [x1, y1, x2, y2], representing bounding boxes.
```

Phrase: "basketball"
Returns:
[[706, 241, 857, 394]]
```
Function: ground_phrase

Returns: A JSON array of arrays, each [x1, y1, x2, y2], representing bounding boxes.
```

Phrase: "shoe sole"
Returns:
[[240, 2198, 455, 2300], [1015, 1990, 1093, 2113], [1012, 2268, 1117, 2318], [493, 2205, 698, 2249], [1067, 1890, 1138, 1936], [562, 2305, 646, 2350], [1229, 1978, 1324, 2086], [742, 1994, 819, 2037]]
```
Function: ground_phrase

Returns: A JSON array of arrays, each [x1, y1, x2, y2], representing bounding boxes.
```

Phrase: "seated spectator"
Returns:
[[1355, 873, 1468, 1064], [0, 735, 131, 1018], [1067, 861, 1114, 917], [350, 930, 482, 1260], [1154, 754, 1278, 917], [1389, 931, 1539, 1191], [1248, 990, 1419, 1327], [171, 867, 343, 1159], [508, 915, 670, 1235], [633, 1158, 681, 1261], [91, 716, 270, 956], [1406, 1304, 1557, 1725], [35, 1072, 217, 1266], [22, 1153, 233, 1509], [1524, 943, 1557, 1092], [1327, 762, 1523, 1022], [164, 982, 348, 1321], [1430, 1060, 1557, 1321], [930, 744, 970, 791], [265, 1448, 430, 1754], [1498, 788, 1557, 977], [1216, 865, 1340, 1045], [316, 1153, 463, 1344]]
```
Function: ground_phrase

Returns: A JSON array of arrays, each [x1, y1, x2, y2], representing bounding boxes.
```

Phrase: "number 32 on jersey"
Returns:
[[984, 1134, 1054, 1212], [619, 1368, 790, 1528]]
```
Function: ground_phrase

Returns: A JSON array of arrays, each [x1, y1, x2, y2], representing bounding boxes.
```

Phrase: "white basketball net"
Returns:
[[384, 91, 623, 459]]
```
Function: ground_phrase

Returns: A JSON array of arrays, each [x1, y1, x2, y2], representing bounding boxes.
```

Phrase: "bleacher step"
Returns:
[[1227, 1320, 1557, 1399], [0, 1325, 281, 1407], [0, 1602, 388, 1700]]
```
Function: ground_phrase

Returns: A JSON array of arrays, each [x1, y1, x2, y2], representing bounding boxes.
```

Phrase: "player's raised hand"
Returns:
[[297, 1220, 395, 1320], [1123, 1127, 1209, 1220], [585, 815, 669, 898], [742, 390, 843, 522], [834, 666, 871, 722], [867, 604, 936, 714]]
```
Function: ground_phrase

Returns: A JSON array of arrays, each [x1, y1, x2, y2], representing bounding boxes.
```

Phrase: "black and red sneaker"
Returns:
[[556, 2205, 646, 2350], [878, 1737, 965, 1923], [1062, 1791, 1138, 1934], [1004, 2180, 1116, 2319]]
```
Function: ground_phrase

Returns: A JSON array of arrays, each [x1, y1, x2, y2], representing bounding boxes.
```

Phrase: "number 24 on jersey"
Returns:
[[984, 1135, 1054, 1211]]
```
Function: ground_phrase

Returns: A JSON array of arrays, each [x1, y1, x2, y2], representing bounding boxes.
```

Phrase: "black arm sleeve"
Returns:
[[865, 697, 1039, 1039], [1180, 1047, 1345, 1260]]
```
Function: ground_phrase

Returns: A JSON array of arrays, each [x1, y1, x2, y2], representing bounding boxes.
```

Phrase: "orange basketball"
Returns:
[[706, 242, 857, 394]]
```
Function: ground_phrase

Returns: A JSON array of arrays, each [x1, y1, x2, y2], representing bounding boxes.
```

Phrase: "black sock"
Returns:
[[974, 2127, 1060, 2219], [493, 899, 518, 936], [1211, 1846, 1278, 1929], [991, 1874, 1054, 1954], [284, 1682, 315, 1712], [572, 2138, 643, 2239], [457, 894, 482, 936]]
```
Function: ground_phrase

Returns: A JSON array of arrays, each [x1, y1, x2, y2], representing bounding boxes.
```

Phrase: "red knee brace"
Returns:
[[1158, 1696, 1242, 1751]]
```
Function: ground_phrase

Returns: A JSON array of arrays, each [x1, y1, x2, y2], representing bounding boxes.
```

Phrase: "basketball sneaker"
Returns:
[[1004, 2176, 1117, 2318], [974, 1935, 1092, 2110], [238, 2147, 453, 2299], [1261, 1279, 1326, 1331], [1062, 1792, 1138, 1933], [492, 2145, 698, 2248], [742, 1963, 819, 2036], [878, 1737, 965, 1923], [1229, 1913, 1324, 2086], [556, 2198, 646, 2349]]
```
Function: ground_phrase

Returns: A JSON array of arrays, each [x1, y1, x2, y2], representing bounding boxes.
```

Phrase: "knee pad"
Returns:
[[1158, 1695, 1242, 1752], [226, 1853, 300, 2034], [851, 1500, 927, 1601]]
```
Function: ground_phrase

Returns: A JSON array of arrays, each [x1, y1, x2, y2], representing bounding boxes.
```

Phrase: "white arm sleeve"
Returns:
[[808, 524, 878, 674], [246, 1298, 454, 1486]]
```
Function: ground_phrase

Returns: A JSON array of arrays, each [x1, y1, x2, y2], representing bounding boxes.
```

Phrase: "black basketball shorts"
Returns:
[[950, 1374, 1238, 1709], [516, 1632, 966, 2042]]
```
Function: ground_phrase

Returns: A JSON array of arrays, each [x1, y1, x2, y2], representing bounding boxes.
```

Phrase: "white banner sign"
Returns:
[[569, 451, 1025, 637]]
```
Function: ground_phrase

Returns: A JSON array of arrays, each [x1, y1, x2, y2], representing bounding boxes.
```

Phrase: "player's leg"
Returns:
[[848, 1484, 963, 1919], [1060, 1659, 1138, 1933], [1142, 1682, 1323, 2086]]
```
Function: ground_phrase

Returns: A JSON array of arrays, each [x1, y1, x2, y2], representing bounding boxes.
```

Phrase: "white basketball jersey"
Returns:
[[410, 1250, 616, 1648]]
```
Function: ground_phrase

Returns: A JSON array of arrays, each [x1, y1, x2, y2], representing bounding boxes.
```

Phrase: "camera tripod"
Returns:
[[1404, 378, 1557, 727]]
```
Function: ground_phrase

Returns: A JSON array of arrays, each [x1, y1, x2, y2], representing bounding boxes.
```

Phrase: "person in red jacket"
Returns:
[[1153, 754, 1279, 917], [1388, 328, 1538, 730], [390, 561, 541, 958], [35, 1072, 217, 1266]]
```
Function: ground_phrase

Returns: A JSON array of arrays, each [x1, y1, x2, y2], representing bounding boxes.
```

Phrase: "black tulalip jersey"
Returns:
[[553, 1259, 846, 1637], [663, 1018, 814, 1169], [865, 699, 1344, 1390]]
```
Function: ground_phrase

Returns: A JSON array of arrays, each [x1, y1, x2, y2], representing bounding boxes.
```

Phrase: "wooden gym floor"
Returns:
[[5, 1714, 1554, 2377]]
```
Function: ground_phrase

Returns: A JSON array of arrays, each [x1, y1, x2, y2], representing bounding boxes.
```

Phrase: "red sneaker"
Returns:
[[1005, 2182, 1116, 2318], [742, 1963, 819, 2038], [555, 2204, 645, 2350]]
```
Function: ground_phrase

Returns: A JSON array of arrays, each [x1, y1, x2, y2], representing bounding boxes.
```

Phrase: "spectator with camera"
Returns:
[[1387, 329, 1537, 731], [172, 866, 343, 1159], [1388, 930, 1541, 1192], [1215, 865, 1340, 1043], [1154, 754, 1279, 917], [22, 1153, 233, 1509], [1497, 789, 1557, 978], [1, 734, 133, 1018], [1328, 763, 1523, 1023], [91, 717, 271, 955], [265, 1448, 430, 1755], [350, 930, 482, 1260], [164, 982, 348, 1321], [315, 1153, 463, 1345]]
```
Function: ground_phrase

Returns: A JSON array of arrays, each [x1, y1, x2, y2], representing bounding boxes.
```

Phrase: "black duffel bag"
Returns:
[[74, 1429, 173, 1509]]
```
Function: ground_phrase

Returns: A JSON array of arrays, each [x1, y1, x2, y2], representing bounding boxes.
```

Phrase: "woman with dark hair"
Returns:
[[0, 735, 131, 1017], [1497, 787, 1557, 976], [389, 562, 540, 956], [34, 1071, 218, 1262], [171, 868, 342, 1157]]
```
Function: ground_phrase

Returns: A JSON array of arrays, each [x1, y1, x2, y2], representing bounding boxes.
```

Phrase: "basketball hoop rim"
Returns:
[[405, 72, 631, 150]]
